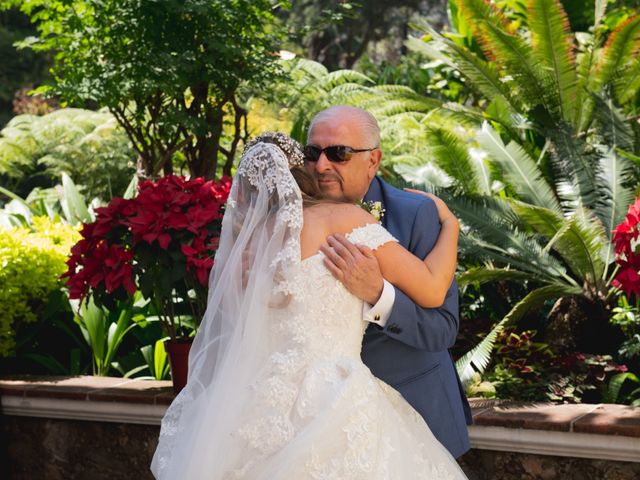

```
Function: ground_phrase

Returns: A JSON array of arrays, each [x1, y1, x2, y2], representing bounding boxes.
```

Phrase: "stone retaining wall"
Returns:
[[2, 376, 639, 479]]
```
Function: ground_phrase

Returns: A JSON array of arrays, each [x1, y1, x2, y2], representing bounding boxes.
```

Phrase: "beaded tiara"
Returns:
[[242, 132, 305, 169]]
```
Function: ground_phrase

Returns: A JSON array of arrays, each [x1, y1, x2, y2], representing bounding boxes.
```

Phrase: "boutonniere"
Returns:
[[358, 200, 385, 223]]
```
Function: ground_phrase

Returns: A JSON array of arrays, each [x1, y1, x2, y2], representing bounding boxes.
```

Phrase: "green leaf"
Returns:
[[477, 123, 561, 211], [604, 373, 639, 403], [458, 266, 535, 286], [528, 0, 577, 122], [424, 127, 480, 194], [546, 209, 607, 283], [594, 16, 640, 89], [61, 172, 92, 224]]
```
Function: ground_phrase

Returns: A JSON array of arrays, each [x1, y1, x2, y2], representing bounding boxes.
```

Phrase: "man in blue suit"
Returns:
[[305, 105, 472, 458]]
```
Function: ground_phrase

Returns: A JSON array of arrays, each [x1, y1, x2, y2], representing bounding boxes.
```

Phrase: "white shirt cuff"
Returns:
[[363, 279, 395, 327]]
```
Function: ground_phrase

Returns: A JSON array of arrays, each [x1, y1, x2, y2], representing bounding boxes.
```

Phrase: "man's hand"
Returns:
[[320, 233, 384, 305]]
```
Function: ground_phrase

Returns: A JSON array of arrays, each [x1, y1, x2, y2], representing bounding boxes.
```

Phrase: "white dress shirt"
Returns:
[[362, 279, 395, 327]]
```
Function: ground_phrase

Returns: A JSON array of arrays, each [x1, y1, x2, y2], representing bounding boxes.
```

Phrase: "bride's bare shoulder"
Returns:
[[306, 202, 375, 233]]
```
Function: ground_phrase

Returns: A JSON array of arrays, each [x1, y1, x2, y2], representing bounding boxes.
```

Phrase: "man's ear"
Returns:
[[368, 148, 382, 174]]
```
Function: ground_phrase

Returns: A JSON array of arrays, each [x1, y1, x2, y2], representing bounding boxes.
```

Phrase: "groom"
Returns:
[[305, 105, 472, 458]]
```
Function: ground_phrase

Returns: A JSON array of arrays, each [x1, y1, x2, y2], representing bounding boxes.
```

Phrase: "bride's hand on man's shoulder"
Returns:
[[403, 188, 458, 228]]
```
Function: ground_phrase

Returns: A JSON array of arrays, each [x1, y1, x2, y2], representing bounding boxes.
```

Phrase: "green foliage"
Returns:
[[604, 372, 640, 405], [611, 295, 640, 361], [278, 0, 428, 70], [0, 216, 79, 356], [140, 339, 171, 381], [369, 0, 640, 379], [0, 172, 95, 229], [3, 0, 285, 179], [0, 108, 136, 201], [72, 296, 138, 376]]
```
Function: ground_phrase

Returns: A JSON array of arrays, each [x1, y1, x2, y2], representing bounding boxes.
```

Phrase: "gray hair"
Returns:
[[308, 105, 380, 148]]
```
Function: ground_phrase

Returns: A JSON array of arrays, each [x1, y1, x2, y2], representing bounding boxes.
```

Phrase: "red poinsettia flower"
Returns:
[[613, 197, 640, 299], [62, 175, 231, 331]]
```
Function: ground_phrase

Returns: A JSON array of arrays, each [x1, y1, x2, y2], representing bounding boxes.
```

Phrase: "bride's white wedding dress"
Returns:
[[151, 139, 467, 479], [156, 223, 467, 480]]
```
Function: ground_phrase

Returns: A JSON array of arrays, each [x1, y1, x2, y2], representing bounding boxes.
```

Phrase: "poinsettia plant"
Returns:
[[613, 197, 640, 299], [62, 175, 232, 340]]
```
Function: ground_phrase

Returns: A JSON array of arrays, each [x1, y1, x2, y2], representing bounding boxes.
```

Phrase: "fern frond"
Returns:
[[528, 0, 577, 122], [320, 69, 373, 90]]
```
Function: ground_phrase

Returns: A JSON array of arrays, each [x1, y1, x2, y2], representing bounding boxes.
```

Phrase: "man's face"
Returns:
[[305, 117, 380, 202]]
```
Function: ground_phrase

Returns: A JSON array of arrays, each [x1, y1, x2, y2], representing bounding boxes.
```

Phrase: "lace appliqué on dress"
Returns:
[[346, 223, 397, 251]]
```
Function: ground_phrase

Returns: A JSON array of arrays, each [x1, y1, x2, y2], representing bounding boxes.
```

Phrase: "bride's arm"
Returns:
[[377, 191, 458, 308], [322, 197, 458, 308]]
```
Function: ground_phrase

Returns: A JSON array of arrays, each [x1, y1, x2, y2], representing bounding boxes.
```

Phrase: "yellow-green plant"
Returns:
[[0, 217, 79, 356]]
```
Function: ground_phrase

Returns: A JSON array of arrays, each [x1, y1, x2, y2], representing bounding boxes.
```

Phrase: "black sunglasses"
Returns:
[[303, 144, 378, 164]]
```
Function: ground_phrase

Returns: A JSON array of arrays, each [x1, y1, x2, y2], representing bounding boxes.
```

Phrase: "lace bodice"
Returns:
[[272, 222, 397, 361]]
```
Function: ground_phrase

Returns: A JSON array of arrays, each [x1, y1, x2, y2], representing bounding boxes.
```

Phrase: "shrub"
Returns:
[[0, 216, 79, 356]]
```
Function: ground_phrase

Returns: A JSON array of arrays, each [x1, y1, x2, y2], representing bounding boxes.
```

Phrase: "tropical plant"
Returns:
[[63, 175, 231, 340], [0, 215, 80, 357], [4, 0, 285, 180], [71, 296, 137, 376], [604, 371, 640, 405], [335, 0, 640, 383], [0, 172, 96, 229], [0, 108, 136, 201]]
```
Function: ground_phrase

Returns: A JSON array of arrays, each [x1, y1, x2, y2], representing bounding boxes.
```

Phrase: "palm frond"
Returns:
[[509, 200, 564, 237], [546, 209, 608, 283], [456, 318, 504, 386], [409, 26, 523, 114], [546, 123, 599, 210], [614, 55, 640, 104], [477, 123, 561, 211], [458, 266, 535, 286], [595, 0, 608, 27], [595, 148, 636, 243], [424, 127, 480, 194], [593, 15, 640, 89], [591, 92, 635, 151], [456, 283, 582, 384], [528, 0, 577, 122]]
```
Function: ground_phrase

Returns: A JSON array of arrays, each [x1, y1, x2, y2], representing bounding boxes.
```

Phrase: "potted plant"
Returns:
[[63, 175, 231, 391]]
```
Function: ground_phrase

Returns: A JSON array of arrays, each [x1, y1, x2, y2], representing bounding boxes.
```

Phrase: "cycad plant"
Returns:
[[335, 0, 640, 382]]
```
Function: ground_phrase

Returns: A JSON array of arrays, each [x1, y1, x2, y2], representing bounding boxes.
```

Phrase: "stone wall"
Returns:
[[2, 376, 639, 479]]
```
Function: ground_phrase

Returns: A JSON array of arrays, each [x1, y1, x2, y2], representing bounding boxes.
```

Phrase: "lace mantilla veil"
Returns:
[[151, 138, 304, 479]]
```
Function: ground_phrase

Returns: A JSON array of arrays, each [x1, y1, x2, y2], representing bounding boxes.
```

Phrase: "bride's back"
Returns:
[[300, 202, 374, 260]]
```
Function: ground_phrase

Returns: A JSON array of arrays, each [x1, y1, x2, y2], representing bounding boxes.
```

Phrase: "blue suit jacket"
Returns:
[[362, 177, 472, 458]]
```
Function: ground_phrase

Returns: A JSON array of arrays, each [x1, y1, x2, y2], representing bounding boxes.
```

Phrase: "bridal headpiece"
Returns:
[[243, 131, 305, 169]]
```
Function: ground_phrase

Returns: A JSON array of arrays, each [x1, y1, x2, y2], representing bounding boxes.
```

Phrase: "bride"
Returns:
[[151, 132, 468, 479]]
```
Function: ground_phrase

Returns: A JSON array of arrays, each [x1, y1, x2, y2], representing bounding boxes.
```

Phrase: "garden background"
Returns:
[[1, 0, 639, 421]]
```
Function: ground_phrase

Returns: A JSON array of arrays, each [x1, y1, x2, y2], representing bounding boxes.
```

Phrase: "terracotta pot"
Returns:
[[164, 339, 193, 394]]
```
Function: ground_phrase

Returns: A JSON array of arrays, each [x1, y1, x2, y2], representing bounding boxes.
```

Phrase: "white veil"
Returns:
[[151, 140, 303, 479]]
